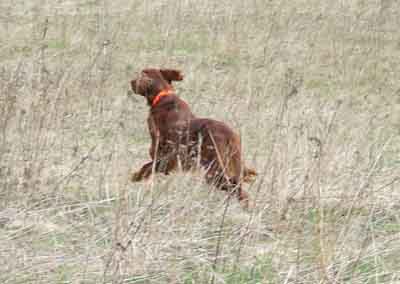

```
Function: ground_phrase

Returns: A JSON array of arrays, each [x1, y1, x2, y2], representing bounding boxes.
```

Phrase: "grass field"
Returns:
[[1, 0, 400, 283]]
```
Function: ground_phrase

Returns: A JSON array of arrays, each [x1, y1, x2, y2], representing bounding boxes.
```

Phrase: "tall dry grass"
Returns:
[[1, 0, 399, 283]]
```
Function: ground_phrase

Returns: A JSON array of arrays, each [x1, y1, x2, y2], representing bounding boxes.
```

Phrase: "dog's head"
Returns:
[[130, 68, 183, 105]]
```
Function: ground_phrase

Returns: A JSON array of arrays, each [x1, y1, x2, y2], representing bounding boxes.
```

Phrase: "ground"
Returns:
[[0, 0, 400, 283]]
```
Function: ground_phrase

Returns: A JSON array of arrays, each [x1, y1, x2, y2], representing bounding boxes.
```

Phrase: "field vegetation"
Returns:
[[1, 0, 399, 283]]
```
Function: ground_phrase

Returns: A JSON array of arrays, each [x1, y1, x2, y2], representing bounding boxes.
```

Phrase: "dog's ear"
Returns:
[[160, 69, 183, 83], [131, 76, 154, 96]]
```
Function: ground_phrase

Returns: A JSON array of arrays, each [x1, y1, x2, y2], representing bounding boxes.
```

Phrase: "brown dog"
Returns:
[[130, 68, 257, 208]]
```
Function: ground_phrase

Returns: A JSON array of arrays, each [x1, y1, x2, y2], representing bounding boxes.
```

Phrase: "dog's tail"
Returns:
[[242, 166, 257, 183]]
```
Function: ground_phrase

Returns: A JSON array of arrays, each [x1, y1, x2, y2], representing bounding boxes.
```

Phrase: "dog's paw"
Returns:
[[242, 175, 255, 183], [130, 171, 143, 182], [242, 167, 257, 183]]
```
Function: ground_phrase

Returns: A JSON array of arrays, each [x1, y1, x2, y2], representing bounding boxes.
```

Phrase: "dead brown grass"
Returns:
[[1, 0, 399, 283]]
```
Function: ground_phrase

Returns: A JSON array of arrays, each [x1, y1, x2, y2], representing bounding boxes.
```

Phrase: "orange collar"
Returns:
[[152, 90, 172, 107]]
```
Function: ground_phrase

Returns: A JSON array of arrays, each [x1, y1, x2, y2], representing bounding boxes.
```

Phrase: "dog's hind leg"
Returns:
[[204, 164, 249, 209]]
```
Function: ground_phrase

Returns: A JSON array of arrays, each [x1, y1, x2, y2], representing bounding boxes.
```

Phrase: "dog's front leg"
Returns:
[[148, 117, 159, 160], [131, 161, 156, 182], [131, 118, 161, 182], [131, 152, 175, 182]]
